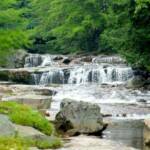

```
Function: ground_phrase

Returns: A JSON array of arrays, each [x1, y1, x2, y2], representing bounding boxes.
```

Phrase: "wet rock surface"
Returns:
[[0, 84, 56, 110], [55, 99, 104, 135], [58, 135, 137, 150], [0, 54, 150, 150]]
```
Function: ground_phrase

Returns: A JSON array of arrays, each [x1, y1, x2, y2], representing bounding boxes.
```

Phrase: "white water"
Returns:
[[23, 54, 150, 120], [68, 65, 133, 84]]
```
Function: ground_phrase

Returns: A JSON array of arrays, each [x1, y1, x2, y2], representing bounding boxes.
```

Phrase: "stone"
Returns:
[[126, 76, 146, 88], [15, 124, 44, 138], [62, 58, 72, 64], [53, 56, 64, 61], [80, 56, 93, 62], [55, 99, 104, 135], [33, 88, 57, 96], [57, 135, 137, 150], [144, 119, 150, 148], [9, 70, 31, 84], [2, 94, 51, 110], [0, 114, 16, 136], [12, 50, 28, 68]]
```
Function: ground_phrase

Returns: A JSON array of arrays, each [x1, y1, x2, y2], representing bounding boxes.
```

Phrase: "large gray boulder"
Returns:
[[55, 99, 104, 135], [0, 114, 16, 136]]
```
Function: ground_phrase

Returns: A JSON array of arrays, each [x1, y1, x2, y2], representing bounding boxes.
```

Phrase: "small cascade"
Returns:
[[41, 55, 54, 67], [68, 65, 133, 84], [92, 55, 125, 64], [38, 69, 65, 85], [24, 54, 57, 67], [24, 54, 43, 67], [31, 73, 41, 85], [25, 54, 134, 85]]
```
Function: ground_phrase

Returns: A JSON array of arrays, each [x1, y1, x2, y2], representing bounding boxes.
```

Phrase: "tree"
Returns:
[[31, 0, 108, 53], [0, 0, 30, 66], [100, 0, 150, 70]]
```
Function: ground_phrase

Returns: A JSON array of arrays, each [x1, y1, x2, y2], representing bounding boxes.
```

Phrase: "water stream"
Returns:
[[24, 54, 150, 150]]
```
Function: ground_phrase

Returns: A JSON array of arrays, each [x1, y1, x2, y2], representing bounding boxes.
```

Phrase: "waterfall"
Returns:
[[41, 55, 54, 67], [68, 65, 133, 84], [24, 54, 43, 67], [26, 55, 134, 85], [39, 69, 64, 85], [24, 54, 56, 67]]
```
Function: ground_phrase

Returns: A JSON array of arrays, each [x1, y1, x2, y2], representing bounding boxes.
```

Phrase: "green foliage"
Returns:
[[0, 136, 62, 149], [30, 0, 108, 53], [0, 136, 28, 150], [0, 0, 149, 71], [0, 101, 54, 135], [0, 0, 31, 66], [26, 137, 62, 149], [100, 0, 150, 70]]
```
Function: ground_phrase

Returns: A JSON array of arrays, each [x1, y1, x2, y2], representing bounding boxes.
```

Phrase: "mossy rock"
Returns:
[[0, 70, 9, 81], [0, 101, 53, 135], [9, 70, 32, 84]]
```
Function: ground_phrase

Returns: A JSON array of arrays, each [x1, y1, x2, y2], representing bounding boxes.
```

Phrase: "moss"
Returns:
[[0, 101, 53, 135], [0, 136, 62, 150], [0, 136, 28, 150], [26, 137, 62, 149]]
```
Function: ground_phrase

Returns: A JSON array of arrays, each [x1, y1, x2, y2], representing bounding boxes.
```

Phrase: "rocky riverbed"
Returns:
[[0, 53, 150, 150]]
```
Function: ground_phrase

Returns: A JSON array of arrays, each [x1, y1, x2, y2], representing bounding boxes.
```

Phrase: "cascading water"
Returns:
[[24, 54, 134, 85], [68, 65, 133, 84], [22, 54, 150, 150], [39, 69, 65, 85]]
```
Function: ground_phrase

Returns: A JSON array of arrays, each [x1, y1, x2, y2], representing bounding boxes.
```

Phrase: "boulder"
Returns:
[[62, 58, 72, 64], [0, 114, 16, 136], [0, 69, 32, 84], [126, 76, 146, 88], [55, 99, 104, 135], [9, 70, 31, 84], [144, 119, 150, 148], [12, 50, 28, 68]]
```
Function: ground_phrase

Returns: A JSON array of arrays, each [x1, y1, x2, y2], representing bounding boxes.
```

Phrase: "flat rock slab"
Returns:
[[0, 114, 16, 136], [58, 135, 137, 150], [2, 94, 51, 109], [15, 124, 44, 138]]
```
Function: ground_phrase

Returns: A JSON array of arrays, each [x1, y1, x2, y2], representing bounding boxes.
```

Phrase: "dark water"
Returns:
[[102, 119, 145, 150]]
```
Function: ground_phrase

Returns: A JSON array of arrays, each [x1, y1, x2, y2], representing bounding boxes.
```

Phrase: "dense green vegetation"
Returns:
[[0, 0, 30, 66], [0, 101, 62, 149], [0, 101, 54, 135], [0, 0, 149, 70]]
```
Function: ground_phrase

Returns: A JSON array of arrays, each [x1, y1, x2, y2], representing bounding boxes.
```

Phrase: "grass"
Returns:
[[0, 101, 53, 135], [0, 101, 62, 149], [0, 136, 62, 150], [0, 136, 28, 150]]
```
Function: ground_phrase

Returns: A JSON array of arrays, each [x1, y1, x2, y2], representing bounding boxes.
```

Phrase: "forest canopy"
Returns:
[[0, 0, 149, 70]]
